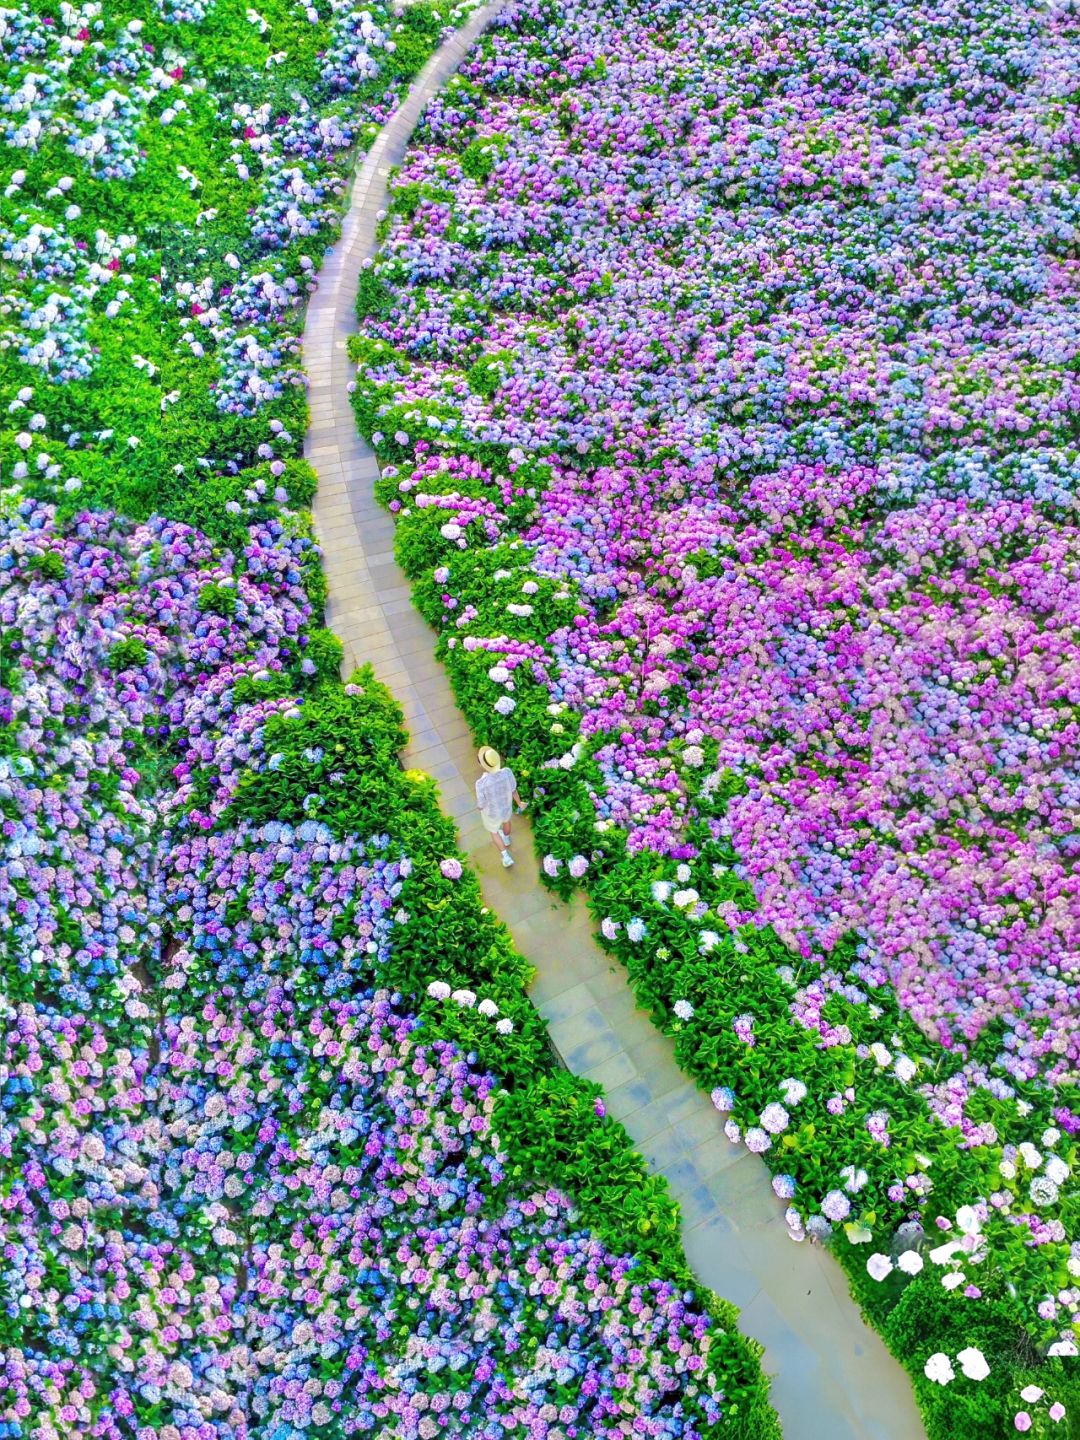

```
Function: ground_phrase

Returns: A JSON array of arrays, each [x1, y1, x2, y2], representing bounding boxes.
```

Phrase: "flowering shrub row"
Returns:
[[1, 1, 777, 1435], [350, 0, 1080, 1431]]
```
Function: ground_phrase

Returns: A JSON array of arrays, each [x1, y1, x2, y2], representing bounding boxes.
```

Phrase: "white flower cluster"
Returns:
[[923, 1347, 990, 1385], [426, 980, 514, 1034], [0, 7, 181, 383]]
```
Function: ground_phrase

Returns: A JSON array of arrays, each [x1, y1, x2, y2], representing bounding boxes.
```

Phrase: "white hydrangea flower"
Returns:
[[923, 1354, 953, 1385], [956, 1347, 989, 1382], [760, 1103, 789, 1135], [840, 1165, 868, 1194], [866, 1254, 893, 1282], [955, 1206, 981, 1236]]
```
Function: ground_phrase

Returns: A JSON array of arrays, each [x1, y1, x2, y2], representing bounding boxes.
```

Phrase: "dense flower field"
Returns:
[[350, 0, 1080, 1431], [0, 1, 778, 1437], [0, 495, 773, 1436]]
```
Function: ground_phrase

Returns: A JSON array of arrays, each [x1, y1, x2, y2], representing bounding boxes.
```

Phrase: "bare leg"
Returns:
[[491, 825, 514, 866], [501, 821, 512, 846]]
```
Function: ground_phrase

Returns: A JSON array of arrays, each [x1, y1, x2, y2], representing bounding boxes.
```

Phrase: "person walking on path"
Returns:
[[475, 747, 526, 868]]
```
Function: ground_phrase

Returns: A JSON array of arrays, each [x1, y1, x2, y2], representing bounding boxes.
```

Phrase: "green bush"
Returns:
[[461, 133, 509, 181], [107, 637, 150, 671], [196, 581, 238, 618], [304, 627, 344, 681], [466, 348, 515, 399], [355, 267, 396, 322], [279, 458, 319, 509], [229, 667, 405, 830], [26, 551, 67, 581]]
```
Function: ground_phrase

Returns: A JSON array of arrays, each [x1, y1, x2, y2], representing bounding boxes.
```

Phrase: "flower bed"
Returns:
[[1, 0, 473, 524], [349, 0, 1080, 1431], [0, 1, 777, 1435], [1, 496, 775, 1438]]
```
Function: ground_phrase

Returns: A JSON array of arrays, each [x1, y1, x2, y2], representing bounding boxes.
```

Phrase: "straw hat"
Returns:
[[477, 746, 502, 773]]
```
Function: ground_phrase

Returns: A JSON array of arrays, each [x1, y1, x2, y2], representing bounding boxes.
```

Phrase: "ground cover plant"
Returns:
[[0, 1, 778, 1436], [349, 0, 1080, 1431]]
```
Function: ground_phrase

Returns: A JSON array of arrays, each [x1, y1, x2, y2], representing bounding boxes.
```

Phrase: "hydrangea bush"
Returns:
[[349, 0, 1080, 1430], [1, 0, 778, 1435]]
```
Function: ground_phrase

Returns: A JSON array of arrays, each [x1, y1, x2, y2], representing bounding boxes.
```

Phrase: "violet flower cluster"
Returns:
[[4, 983, 728, 1439]]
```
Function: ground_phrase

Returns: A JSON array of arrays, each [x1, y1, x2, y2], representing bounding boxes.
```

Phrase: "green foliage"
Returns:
[[229, 667, 407, 835], [389, 179, 454, 220], [196, 582, 238, 618], [875, 1277, 1071, 1440], [496, 1070, 686, 1259], [230, 670, 298, 708], [302, 554, 329, 617], [346, 333, 409, 370], [380, 1, 444, 79], [160, 472, 257, 552], [107, 637, 150, 671], [355, 267, 396, 322], [278, 458, 319, 509], [304, 627, 344, 680], [461, 133, 509, 181], [466, 349, 515, 399], [26, 550, 67, 581]]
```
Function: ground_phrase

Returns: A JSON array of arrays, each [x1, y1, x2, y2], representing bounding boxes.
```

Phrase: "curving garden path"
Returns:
[[302, 13, 928, 1439]]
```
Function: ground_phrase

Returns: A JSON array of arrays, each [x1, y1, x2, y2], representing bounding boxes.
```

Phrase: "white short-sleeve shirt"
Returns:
[[475, 767, 517, 829]]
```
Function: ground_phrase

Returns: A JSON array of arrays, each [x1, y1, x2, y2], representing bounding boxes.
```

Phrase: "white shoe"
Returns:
[[501, 850, 515, 868]]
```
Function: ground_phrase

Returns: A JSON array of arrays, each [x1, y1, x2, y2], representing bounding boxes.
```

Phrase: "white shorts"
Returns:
[[480, 809, 510, 833]]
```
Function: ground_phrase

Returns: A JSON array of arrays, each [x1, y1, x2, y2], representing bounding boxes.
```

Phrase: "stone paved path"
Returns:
[[303, 15, 927, 1439]]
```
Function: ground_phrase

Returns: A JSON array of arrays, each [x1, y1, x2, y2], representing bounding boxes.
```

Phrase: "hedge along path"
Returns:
[[303, 12, 927, 1440]]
